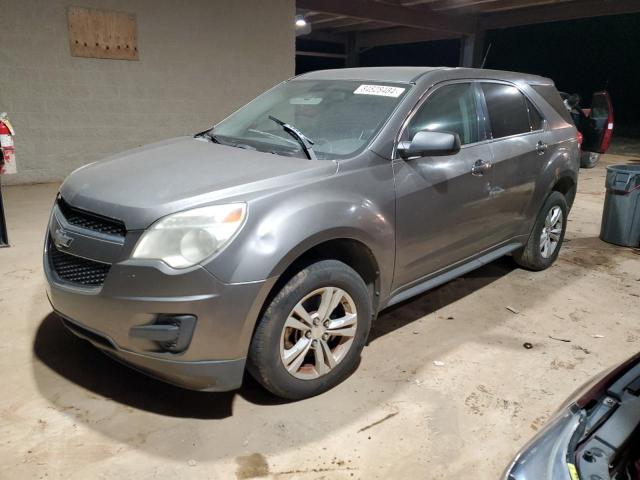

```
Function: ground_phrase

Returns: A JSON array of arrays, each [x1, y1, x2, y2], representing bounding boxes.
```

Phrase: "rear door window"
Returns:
[[481, 83, 531, 139], [402, 83, 480, 146]]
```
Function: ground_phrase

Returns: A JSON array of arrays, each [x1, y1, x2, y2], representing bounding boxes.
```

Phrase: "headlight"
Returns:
[[131, 203, 246, 268]]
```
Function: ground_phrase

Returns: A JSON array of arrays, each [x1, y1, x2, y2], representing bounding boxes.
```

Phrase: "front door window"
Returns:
[[401, 83, 481, 147]]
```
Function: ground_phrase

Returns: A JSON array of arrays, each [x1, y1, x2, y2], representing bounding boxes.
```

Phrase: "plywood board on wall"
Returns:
[[68, 6, 138, 60]]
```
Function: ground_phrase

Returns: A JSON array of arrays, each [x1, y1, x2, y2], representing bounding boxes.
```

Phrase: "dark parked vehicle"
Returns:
[[504, 353, 640, 480], [561, 91, 614, 168], [45, 67, 580, 399]]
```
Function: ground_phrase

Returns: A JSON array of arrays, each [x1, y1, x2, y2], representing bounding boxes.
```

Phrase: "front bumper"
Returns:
[[46, 262, 274, 391], [45, 234, 274, 391], [59, 315, 246, 391]]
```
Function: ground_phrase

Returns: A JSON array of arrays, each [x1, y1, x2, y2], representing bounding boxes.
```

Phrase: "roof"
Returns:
[[295, 66, 445, 83], [294, 66, 553, 85]]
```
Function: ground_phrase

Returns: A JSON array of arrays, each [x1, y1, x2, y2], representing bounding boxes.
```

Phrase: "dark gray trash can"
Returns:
[[600, 164, 640, 247]]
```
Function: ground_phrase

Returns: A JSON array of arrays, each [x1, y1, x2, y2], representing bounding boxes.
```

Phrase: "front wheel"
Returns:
[[513, 191, 568, 271], [248, 260, 372, 400], [580, 150, 600, 169]]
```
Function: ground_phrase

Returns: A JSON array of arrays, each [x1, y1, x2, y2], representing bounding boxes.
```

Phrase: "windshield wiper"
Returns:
[[194, 128, 221, 144], [247, 128, 300, 148], [268, 115, 316, 160], [195, 129, 255, 150]]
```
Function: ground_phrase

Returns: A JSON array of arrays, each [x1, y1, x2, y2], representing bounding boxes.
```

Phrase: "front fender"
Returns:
[[203, 189, 395, 294]]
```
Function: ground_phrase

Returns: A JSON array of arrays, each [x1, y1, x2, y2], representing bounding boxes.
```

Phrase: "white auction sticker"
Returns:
[[354, 84, 405, 98]]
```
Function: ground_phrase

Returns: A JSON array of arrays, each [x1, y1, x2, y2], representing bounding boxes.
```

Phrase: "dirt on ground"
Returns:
[[0, 153, 639, 479]]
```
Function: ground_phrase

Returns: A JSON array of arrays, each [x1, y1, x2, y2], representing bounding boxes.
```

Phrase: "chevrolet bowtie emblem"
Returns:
[[53, 228, 73, 249]]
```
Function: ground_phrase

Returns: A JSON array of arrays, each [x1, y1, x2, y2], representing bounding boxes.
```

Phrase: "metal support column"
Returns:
[[0, 183, 9, 247], [345, 32, 359, 68], [459, 29, 486, 68]]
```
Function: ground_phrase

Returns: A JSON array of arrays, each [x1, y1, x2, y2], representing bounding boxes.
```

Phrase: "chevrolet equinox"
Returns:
[[45, 67, 580, 399]]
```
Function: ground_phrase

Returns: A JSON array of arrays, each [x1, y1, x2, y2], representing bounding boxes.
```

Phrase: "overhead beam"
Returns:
[[483, 0, 640, 29], [297, 0, 477, 34], [298, 30, 346, 43], [311, 15, 347, 25], [401, 0, 440, 6], [332, 22, 391, 33], [442, 0, 575, 14], [358, 27, 458, 48], [431, 0, 498, 11], [473, 0, 575, 13], [313, 18, 371, 30], [303, 11, 324, 17], [296, 50, 347, 58]]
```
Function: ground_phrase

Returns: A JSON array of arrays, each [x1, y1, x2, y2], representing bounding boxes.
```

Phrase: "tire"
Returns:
[[580, 150, 600, 169], [248, 260, 372, 400], [513, 191, 568, 271]]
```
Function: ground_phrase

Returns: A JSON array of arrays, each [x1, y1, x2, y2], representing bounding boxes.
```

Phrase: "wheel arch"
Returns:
[[264, 235, 383, 319], [551, 174, 577, 210]]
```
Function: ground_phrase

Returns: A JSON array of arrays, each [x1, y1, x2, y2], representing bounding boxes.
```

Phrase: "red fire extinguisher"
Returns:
[[0, 112, 15, 246], [0, 113, 16, 175]]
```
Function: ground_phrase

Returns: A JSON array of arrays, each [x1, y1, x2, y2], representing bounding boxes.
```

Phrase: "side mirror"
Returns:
[[398, 130, 461, 159]]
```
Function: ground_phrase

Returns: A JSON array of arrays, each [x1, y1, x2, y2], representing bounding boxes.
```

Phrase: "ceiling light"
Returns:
[[295, 15, 307, 27]]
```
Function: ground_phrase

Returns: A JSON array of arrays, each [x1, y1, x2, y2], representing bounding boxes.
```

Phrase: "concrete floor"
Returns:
[[1, 153, 639, 480]]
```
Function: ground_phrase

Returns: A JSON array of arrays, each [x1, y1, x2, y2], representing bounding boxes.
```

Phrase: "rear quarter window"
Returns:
[[531, 84, 574, 124]]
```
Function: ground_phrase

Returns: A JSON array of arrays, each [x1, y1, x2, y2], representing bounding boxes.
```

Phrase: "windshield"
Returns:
[[213, 80, 410, 160]]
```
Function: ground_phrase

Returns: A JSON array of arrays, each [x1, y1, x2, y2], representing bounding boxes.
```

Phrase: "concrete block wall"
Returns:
[[0, 0, 295, 185]]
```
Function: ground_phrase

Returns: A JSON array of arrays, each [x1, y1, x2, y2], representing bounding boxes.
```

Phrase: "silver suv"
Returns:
[[45, 67, 579, 399]]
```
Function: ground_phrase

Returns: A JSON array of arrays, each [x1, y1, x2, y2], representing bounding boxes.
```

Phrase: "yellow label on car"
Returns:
[[568, 463, 580, 480]]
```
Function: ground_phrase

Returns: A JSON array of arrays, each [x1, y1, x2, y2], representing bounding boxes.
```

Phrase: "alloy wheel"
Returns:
[[540, 205, 563, 258], [280, 287, 358, 380]]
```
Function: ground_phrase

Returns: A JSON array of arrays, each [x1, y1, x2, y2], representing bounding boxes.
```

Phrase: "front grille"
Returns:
[[57, 197, 126, 237], [48, 240, 111, 287]]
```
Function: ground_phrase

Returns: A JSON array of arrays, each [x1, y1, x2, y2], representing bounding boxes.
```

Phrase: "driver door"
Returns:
[[392, 82, 499, 290]]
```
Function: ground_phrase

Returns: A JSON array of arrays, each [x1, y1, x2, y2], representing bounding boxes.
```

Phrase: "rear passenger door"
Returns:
[[480, 82, 548, 240]]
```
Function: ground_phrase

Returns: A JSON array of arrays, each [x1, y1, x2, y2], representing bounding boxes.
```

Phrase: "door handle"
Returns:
[[536, 141, 548, 155], [471, 159, 492, 177]]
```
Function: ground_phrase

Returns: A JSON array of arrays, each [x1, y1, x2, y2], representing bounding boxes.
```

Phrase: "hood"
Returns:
[[60, 136, 337, 230]]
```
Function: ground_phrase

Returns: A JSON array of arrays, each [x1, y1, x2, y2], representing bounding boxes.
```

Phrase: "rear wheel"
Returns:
[[513, 191, 568, 271], [248, 260, 372, 400], [580, 151, 600, 169]]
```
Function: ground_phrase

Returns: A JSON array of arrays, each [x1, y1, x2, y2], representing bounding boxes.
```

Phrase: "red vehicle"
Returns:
[[562, 91, 614, 168]]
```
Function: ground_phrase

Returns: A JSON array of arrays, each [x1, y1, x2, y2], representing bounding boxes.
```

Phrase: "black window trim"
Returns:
[[393, 79, 549, 159], [525, 96, 545, 132], [393, 79, 490, 159], [477, 80, 548, 143]]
